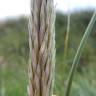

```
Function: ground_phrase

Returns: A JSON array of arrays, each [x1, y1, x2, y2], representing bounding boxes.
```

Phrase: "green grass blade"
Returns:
[[65, 11, 96, 96]]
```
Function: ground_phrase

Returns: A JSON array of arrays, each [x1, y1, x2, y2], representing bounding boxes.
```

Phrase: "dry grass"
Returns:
[[28, 0, 55, 96]]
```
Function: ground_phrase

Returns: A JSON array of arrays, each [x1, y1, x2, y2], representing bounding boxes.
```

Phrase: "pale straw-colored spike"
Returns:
[[28, 0, 55, 96]]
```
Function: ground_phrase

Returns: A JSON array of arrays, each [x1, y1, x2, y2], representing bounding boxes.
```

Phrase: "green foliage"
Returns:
[[65, 11, 96, 96]]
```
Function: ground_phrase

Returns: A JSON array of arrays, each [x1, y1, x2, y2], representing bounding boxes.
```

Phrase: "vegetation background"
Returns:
[[0, 10, 96, 96]]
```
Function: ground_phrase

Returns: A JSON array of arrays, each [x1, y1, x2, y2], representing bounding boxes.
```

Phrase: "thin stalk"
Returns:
[[64, 13, 71, 59], [64, 1, 71, 60], [65, 11, 96, 96]]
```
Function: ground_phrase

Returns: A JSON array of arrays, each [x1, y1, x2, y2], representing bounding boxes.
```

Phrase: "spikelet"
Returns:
[[28, 0, 55, 96]]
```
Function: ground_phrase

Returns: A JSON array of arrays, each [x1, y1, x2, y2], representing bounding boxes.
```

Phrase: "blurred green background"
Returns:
[[0, 10, 96, 96]]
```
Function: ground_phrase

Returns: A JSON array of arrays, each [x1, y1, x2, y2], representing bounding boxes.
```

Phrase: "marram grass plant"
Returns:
[[28, 0, 55, 96], [65, 11, 96, 96]]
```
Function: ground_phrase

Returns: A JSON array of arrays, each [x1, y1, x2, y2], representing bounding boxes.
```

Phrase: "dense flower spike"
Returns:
[[28, 0, 55, 96]]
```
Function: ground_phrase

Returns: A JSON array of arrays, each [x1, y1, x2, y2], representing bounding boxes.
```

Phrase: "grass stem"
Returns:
[[65, 11, 96, 96]]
